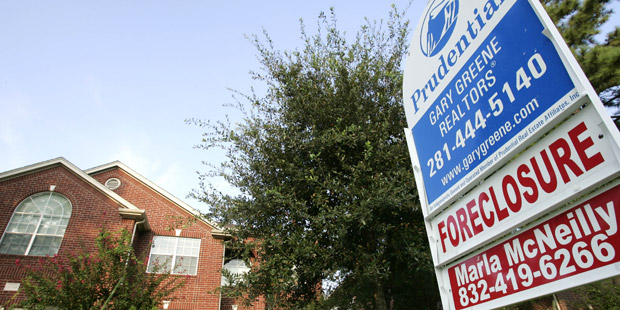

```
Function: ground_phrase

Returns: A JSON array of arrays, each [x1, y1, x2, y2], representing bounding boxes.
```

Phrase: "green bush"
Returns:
[[14, 229, 184, 310]]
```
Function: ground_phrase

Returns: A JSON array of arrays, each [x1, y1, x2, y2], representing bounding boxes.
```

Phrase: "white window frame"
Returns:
[[104, 178, 121, 190], [221, 258, 250, 286], [0, 192, 72, 256], [147, 236, 201, 276]]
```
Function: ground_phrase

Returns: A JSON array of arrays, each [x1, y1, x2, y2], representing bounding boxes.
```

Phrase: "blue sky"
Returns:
[[0, 1, 618, 212], [0, 1, 424, 211]]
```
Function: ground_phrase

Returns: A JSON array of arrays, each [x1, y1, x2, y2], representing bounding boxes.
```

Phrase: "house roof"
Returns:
[[85, 160, 224, 234], [0, 157, 153, 230]]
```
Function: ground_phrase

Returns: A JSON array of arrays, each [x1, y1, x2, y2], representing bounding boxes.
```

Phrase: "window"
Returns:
[[104, 178, 121, 190], [221, 258, 250, 286], [147, 236, 201, 275], [0, 192, 72, 256]]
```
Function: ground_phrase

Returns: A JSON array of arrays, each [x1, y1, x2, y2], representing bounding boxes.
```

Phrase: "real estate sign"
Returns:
[[429, 104, 620, 266], [402, 0, 620, 309], [403, 0, 585, 214], [442, 180, 620, 310]]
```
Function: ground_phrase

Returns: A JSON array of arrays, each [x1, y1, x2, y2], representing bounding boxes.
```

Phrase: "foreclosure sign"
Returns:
[[444, 181, 620, 310], [429, 104, 620, 265], [403, 0, 620, 309]]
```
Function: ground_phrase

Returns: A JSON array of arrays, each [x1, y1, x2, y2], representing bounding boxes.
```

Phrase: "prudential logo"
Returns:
[[420, 0, 459, 57]]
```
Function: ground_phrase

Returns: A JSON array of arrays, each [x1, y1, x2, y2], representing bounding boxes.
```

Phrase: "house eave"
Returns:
[[86, 161, 223, 231], [0, 157, 144, 213], [118, 208, 151, 231]]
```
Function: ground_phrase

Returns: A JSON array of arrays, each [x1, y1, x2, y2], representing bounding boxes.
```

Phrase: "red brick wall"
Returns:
[[221, 296, 266, 310], [0, 164, 266, 310], [90, 167, 228, 310], [0, 165, 135, 305]]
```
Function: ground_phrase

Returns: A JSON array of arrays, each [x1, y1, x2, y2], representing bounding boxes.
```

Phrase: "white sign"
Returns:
[[439, 181, 620, 310], [3, 282, 19, 292], [403, 1, 620, 309], [403, 0, 586, 213], [429, 104, 620, 265]]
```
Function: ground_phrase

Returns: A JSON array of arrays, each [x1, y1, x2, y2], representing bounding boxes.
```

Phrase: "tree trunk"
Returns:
[[374, 280, 388, 310]]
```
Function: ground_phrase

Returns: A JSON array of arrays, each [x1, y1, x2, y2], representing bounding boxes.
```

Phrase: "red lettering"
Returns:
[[438, 221, 448, 253], [569, 122, 604, 171], [517, 164, 539, 204], [531, 150, 557, 193], [502, 175, 522, 213], [478, 191, 495, 227], [466, 199, 483, 235], [456, 207, 473, 241], [490, 186, 509, 222], [447, 215, 459, 247], [549, 137, 583, 183]]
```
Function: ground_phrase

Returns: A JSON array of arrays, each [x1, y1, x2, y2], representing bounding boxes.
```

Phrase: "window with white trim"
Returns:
[[147, 236, 201, 275], [0, 192, 72, 256], [221, 258, 250, 286]]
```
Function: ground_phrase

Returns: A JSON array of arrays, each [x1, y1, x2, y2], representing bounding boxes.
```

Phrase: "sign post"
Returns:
[[402, 0, 620, 309]]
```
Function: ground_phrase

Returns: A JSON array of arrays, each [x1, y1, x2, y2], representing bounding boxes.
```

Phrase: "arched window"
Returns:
[[222, 258, 250, 286], [0, 192, 72, 256]]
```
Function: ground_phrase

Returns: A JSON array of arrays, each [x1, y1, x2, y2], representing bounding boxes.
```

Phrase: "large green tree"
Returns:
[[192, 1, 620, 309], [542, 0, 620, 108], [191, 6, 438, 310]]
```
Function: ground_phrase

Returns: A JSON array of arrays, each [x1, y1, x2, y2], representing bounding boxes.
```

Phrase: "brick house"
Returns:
[[0, 158, 263, 310]]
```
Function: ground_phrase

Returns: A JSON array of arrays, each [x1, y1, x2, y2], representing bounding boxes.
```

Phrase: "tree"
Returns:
[[542, 0, 620, 108], [14, 229, 184, 310], [572, 278, 620, 310], [191, 6, 439, 310]]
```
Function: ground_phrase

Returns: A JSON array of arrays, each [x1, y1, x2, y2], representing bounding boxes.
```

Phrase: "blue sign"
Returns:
[[412, 1, 575, 204]]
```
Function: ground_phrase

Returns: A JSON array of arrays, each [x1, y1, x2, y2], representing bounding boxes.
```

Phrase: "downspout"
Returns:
[[131, 219, 147, 245], [219, 241, 226, 310], [99, 218, 146, 310]]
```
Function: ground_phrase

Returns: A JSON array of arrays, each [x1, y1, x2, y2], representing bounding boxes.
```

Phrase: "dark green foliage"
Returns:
[[191, 6, 439, 310], [191, 1, 620, 308], [572, 279, 620, 310], [497, 279, 620, 310], [542, 0, 620, 107], [16, 229, 184, 310]]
